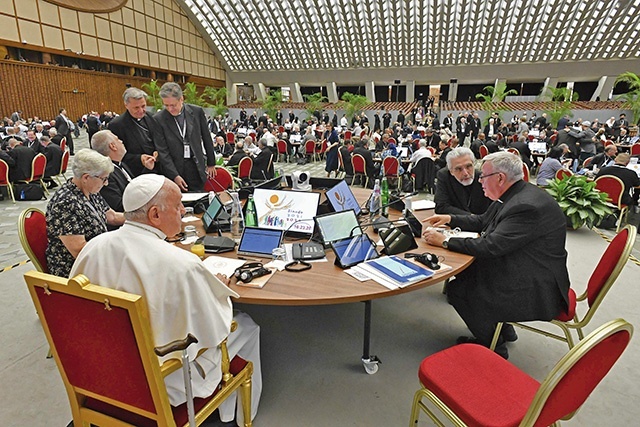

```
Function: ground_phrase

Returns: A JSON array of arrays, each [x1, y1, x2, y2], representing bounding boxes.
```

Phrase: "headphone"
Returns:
[[234, 262, 271, 283], [405, 252, 441, 270]]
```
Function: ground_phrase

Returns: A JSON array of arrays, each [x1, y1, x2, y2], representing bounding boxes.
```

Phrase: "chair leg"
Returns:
[[40, 179, 50, 196], [489, 323, 504, 351], [240, 377, 253, 427]]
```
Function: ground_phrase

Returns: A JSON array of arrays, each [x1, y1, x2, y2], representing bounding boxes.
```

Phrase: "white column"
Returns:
[[406, 81, 415, 102], [365, 81, 375, 102], [290, 83, 303, 103], [226, 78, 237, 105], [591, 76, 616, 101], [448, 79, 458, 102], [253, 83, 267, 101], [327, 82, 338, 103], [539, 77, 559, 101]]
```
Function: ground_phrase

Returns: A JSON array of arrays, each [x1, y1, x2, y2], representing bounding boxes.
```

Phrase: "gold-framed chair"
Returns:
[[490, 224, 636, 351], [0, 158, 16, 203], [18, 208, 49, 273], [22, 152, 49, 195], [595, 175, 629, 232], [351, 154, 369, 189], [410, 318, 633, 427], [24, 271, 253, 427], [54, 150, 70, 186]]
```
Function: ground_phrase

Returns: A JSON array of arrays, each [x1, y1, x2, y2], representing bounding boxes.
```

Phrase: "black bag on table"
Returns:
[[13, 182, 46, 201]]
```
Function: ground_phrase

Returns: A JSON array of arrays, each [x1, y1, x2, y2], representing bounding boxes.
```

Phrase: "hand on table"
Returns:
[[422, 214, 451, 228], [422, 228, 447, 247]]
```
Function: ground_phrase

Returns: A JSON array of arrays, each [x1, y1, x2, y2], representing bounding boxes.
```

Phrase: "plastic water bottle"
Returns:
[[369, 179, 381, 218], [381, 177, 389, 217], [245, 195, 257, 227], [229, 192, 244, 241]]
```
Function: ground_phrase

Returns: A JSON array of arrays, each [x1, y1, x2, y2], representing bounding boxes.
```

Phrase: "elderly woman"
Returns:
[[46, 149, 125, 277]]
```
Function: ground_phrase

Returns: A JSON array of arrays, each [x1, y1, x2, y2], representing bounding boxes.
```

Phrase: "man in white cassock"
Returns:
[[71, 174, 261, 426]]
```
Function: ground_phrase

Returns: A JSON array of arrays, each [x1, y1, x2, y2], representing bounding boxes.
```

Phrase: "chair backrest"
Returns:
[[511, 134, 518, 142], [549, 133, 557, 143], [507, 147, 520, 156], [304, 140, 315, 155], [426, 146, 436, 156], [522, 163, 530, 182], [24, 271, 174, 423], [204, 166, 234, 192], [0, 158, 10, 186], [582, 156, 594, 169], [382, 156, 399, 176], [519, 319, 633, 427], [352, 154, 366, 174], [595, 175, 626, 208], [555, 168, 573, 180], [59, 149, 70, 176], [388, 137, 396, 144], [277, 140, 287, 154], [60, 137, 67, 151], [18, 208, 49, 273], [630, 144, 640, 156], [604, 139, 614, 147], [29, 153, 47, 181], [585, 225, 636, 309], [278, 125, 284, 134], [344, 130, 352, 140], [337, 149, 344, 170], [479, 144, 489, 159], [316, 140, 328, 154], [226, 132, 235, 144], [238, 157, 253, 179]]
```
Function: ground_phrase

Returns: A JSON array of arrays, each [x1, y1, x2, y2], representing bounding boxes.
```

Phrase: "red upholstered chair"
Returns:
[[410, 319, 633, 427], [54, 150, 70, 186], [277, 140, 289, 162], [490, 225, 636, 351], [506, 147, 520, 156], [204, 166, 234, 193], [582, 156, 594, 169], [24, 271, 254, 427], [60, 136, 67, 152], [595, 175, 629, 232], [278, 125, 284, 134], [344, 130, 352, 141], [555, 168, 573, 180], [478, 144, 489, 159], [22, 153, 48, 195], [603, 139, 614, 147], [0, 159, 16, 203], [226, 132, 235, 144], [238, 157, 253, 181], [549, 132, 557, 144], [315, 139, 327, 160], [522, 163, 530, 182], [630, 143, 640, 156], [388, 137, 396, 144], [351, 154, 369, 189], [382, 156, 401, 190], [18, 208, 49, 273], [304, 140, 317, 162]]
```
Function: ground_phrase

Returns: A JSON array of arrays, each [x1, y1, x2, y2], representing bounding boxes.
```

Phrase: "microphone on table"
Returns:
[[360, 191, 418, 217]]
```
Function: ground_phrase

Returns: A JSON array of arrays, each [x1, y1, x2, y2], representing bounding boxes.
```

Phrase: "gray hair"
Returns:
[[48, 127, 57, 136], [418, 139, 427, 148], [71, 148, 114, 178], [482, 151, 523, 182], [91, 130, 117, 156], [123, 87, 147, 104], [124, 180, 172, 222], [159, 82, 183, 99], [446, 147, 474, 170]]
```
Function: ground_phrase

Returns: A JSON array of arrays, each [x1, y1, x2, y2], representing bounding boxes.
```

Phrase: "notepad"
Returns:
[[357, 255, 434, 289]]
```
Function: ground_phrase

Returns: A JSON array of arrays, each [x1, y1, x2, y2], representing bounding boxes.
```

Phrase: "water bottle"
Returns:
[[20, 189, 25, 200], [229, 192, 244, 241], [369, 179, 381, 218], [380, 177, 389, 217], [245, 195, 257, 227], [279, 168, 287, 187]]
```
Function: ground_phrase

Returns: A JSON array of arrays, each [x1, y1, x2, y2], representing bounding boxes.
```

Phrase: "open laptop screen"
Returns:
[[325, 179, 362, 216], [252, 189, 320, 235], [237, 227, 284, 258], [314, 210, 362, 245]]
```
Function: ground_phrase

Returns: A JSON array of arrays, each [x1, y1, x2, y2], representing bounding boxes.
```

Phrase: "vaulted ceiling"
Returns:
[[177, 0, 640, 85]]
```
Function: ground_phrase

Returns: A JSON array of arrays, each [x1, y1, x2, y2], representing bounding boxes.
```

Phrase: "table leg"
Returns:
[[361, 300, 381, 374]]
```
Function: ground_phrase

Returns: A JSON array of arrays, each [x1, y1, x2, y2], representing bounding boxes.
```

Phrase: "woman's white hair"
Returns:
[[71, 148, 114, 178]]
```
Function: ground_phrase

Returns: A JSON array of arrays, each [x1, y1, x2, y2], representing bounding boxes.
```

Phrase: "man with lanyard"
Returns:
[[154, 82, 216, 192]]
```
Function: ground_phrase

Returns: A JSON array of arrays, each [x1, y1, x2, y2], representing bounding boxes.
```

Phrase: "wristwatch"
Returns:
[[442, 239, 449, 249]]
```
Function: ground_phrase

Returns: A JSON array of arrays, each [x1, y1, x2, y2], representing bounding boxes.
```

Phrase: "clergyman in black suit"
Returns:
[[434, 147, 491, 215], [423, 151, 570, 359], [7, 138, 36, 181], [250, 139, 274, 180], [54, 108, 74, 155], [108, 87, 165, 177], [40, 136, 63, 187], [154, 82, 217, 193]]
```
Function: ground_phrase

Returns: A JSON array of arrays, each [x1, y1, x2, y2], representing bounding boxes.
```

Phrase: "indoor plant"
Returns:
[[546, 175, 613, 229]]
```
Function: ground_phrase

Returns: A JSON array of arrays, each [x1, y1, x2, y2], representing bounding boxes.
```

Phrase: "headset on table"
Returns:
[[234, 262, 271, 283]]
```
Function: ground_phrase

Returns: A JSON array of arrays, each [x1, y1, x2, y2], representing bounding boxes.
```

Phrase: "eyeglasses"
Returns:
[[91, 175, 109, 184], [478, 172, 501, 181]]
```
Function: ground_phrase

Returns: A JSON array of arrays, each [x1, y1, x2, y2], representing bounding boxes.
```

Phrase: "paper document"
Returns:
[[203, 255, 246, 278], [411, 199, 436, 210], [181, 192, 209, 203]]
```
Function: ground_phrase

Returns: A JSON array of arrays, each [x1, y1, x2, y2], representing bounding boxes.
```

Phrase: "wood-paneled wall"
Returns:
[[0, 60, 221, 121]]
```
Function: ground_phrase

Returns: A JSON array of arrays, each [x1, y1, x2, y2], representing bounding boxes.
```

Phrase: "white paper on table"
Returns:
[[181, 192, 209, 203], [203, 255, 246, 277], [350, 264, 399, 290], [181, 216, 200, 223], [344, 267, 371, 282], [182, 235, 199, 245], [265, 260, 288, 271], [411, 199, 436, 210]]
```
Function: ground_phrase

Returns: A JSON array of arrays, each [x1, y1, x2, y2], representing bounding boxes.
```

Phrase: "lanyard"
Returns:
[[174, 115, 187, 141]]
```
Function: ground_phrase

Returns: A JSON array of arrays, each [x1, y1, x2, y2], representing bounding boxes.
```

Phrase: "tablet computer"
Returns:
[[331, 234, 379, 269], [237, 227, 284, 258], [314, 209, 362, 246], [325, 179, 362, 216]]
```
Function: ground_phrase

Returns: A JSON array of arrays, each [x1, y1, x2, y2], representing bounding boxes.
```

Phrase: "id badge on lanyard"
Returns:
[[175, 117, 190, 158], [183, 142, 191, 158]]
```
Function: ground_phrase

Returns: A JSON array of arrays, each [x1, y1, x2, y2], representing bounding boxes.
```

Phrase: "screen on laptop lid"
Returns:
[[252, 189, 320, 235], [237, 227, 284, 258], [399, 146, 409, 158], [325, 179, 362, 216], [314, 209, 362, 245]]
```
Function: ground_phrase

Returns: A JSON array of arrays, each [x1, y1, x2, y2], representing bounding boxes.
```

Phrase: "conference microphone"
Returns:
[[360, 191, 418, 218]]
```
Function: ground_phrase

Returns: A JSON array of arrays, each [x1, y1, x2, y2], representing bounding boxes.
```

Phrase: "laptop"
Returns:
[[202, 194, 231, 232], [399, 146, 410, 158], [314, 209, 362, 247], [237, 227, 284, 258], [325, 179, 362, 216]]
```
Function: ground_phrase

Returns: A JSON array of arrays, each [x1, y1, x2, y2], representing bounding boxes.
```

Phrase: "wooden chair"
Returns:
[[22, 153, 48, 195], [506, 147, 520, 156], [382, 156, 401, 190], [226, 132, 235, 144], [555, 168, 573, 180], [276, 140, 289, 162], [490, 225, 637, 351], [351, 154, 369, 189], [595, 175, 629, 232], [18, 208, 49, 273], [478, 144, 489, 159], [24, 271, 253, 427], [204, 166, 234, 193], [238, 157, 253, 181], [630, 143, 640, 156], [54, 150, 70, 186], [411, 319, 633, 427], [0, 159, 16, 203]]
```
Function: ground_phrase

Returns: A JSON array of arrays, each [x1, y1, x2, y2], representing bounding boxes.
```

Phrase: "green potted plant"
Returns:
[[546, 175, 613, 229]]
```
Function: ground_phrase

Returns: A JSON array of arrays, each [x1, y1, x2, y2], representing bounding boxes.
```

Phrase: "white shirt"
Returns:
[[409, 147, 433, 167]]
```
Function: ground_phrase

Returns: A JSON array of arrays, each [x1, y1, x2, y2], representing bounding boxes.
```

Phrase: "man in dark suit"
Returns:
[[424, 152, 570, 359], [382, 110, 392, 130], [48, 128, 64, 146], [54, 108, 75, 155], [434, 147, 491, 215], [227, 142, 248, 167], [397, 111, 405, 128], [595, 153, 640, 206], [250, 139, 274, 180], [40, 136, 63, 188], [7, 138, 36, 181], [339, 140, 354, 176], [590, 145, 617, 169], [510, 136, 533, 169], [456, 117, 470, 144], [85, 112, 101, 145], [353, 140, 378, 186], [154, 82, 217, 193], [613, 113, 628, 139], [108, 87, 165, 177], [24, 130, 42, 153]]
